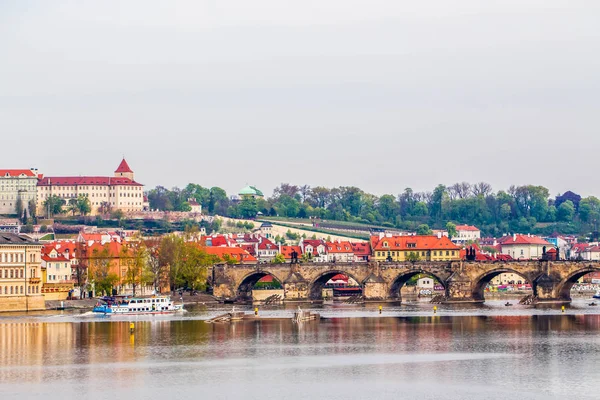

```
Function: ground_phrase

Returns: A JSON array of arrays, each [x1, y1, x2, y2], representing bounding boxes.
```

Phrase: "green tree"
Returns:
[[271, 253, 286, 264], [160, 235, 218, 291], [66, 198, 78, 216], [430, 185, 447, 223], [416, 224, 432, 235], [76, 195, 92, 216], [377, 194, 399, 222], [238, 197, 258, 219], [557, 200, 575, 222], [446, 222, 457, 239], [15, 198, 24, 221], [144, 238, 170, 294], [89, 246, 119, 296], [406, 252, 421, 262], [43, 195, 65, 218], [579, 196, 600, 225], [28, 199, 37, 220], [122, 242, 146, 296]]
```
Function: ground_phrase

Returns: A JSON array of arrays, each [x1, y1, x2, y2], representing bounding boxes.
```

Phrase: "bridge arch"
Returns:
[[556, 265, 600, 300], [309, 270, 363, 300], [389, 270, 447, 300], [236, 271, 283, 302], [471, 267, 537, 301]]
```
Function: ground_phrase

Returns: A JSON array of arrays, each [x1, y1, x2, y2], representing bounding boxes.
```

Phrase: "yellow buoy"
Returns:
[[379, 305, 382, 314], [561, 305, 565, 313], [254, 307, 258, 316], [129, 322, 135, 333], [433, 306, 437, 314]]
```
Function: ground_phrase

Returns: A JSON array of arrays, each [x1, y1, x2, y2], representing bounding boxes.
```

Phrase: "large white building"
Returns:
[[0, 169, 39, 216], [452, 225, 481, 244], [36, 159, 144, 216], [499, 234, 552, 260]]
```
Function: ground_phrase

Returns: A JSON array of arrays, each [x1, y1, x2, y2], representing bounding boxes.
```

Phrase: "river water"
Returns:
[[1, 299, 600, 400]]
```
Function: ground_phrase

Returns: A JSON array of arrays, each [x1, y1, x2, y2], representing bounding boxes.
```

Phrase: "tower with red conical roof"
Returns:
[[114, 158, 134, 181]]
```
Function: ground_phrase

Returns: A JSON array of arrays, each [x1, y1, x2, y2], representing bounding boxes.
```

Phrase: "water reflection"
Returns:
[[1, 315, 600, 399]]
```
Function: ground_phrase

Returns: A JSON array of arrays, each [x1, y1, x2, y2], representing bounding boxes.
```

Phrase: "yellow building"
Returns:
[[0, 233, 45, 311], [371, 234, 461, 262]]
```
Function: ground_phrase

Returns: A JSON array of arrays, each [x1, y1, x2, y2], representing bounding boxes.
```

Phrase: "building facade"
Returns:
[[36, 159, 144, 216], [371, 234, 461, 262], [0, 169, 39, 216], [452, 225, 481, 244], [0, 233, 45, 311], [498, 234, 552, 260]]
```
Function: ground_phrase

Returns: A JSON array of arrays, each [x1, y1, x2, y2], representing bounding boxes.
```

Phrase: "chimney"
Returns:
[[437, 232, 442, 239], [513, 233, 517, 242], [379, 232, 384, 239]]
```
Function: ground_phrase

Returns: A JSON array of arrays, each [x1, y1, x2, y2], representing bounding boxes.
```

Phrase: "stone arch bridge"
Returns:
[[211, 261, 600, 304]]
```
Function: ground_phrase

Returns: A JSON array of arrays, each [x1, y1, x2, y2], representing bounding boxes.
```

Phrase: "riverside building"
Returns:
[[0, 233, 44, 312]]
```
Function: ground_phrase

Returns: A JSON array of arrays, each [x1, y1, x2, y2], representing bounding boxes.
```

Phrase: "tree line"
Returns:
[[148, 182, 600, 238], [78, 232, 217, 297]]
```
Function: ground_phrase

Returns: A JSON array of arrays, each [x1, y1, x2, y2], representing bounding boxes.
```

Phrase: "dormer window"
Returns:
[[383, 242, 389, 248]]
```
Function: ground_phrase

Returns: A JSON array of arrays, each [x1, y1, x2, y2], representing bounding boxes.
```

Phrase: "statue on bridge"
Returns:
[[466, 246, 476, 261]]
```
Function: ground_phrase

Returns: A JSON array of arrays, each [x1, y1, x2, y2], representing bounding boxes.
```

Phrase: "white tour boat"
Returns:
[[93, 295, 183, 315]]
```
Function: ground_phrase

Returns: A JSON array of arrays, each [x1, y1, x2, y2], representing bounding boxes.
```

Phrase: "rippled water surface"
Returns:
[[1, 300, 600, 400]]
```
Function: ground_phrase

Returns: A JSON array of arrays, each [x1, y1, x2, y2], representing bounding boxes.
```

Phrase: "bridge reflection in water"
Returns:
[[1, 314, 600, 400], [212, 261, 600, 304]]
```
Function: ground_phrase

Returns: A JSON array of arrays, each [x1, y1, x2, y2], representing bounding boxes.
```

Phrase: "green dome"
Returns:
[[239, 185, 264, 197]]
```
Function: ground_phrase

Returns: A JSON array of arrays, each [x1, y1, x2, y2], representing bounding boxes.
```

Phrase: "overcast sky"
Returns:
[[1, 1, 599, 198]]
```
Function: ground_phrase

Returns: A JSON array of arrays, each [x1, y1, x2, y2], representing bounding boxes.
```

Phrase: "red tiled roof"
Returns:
[[41, 255, 70, 262], [280, 245, 302, 259], [330, 274, 348, 282], [258, 239, 277, 250], [204, 246, 257, 262], [86, 241, 124, 258], [352, 242, 371, 256], [584, 245, 600, 253], [372, 235, 460, 251], [572, 243, 588, 252], [115, 158, 133, 173], [38, 176, 142, 187], [302, 239, 325, 247], [326, 241, 354, 253], [0, 169, 35, 177], [240, 244, 256, 255], [208, 236, 230, 247], [498, 234, 551, 246], [455, 225, 480, 232]]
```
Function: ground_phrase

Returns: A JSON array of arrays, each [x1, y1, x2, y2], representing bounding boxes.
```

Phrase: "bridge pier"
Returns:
[[283, 281, 309, 301], [443, 278, 483, 303], [362, 274, 388, 301]]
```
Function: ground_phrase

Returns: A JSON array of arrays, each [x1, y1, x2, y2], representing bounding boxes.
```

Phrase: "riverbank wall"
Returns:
[[0, 295, 45, 312]]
